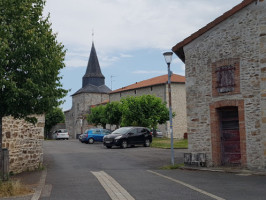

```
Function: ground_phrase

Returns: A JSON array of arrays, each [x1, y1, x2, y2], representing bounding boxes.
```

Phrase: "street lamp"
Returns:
[[163, 51, 174, 166]]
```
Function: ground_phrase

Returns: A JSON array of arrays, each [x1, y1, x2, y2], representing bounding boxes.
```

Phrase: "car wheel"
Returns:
[[144, 139, 150, 147], [88, 138, 94, 144], [121, 140, 127, 149], [106, 145, 112, 149]]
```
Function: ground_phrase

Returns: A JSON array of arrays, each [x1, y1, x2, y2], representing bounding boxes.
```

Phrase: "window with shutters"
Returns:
[[216, 65, 235, 93], [212, 58, 240, 97]]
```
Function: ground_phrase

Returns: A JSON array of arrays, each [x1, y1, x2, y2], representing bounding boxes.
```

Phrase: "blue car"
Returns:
[[79, 128, 111, 144]]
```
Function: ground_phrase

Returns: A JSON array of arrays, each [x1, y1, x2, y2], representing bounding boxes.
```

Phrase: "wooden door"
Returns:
[[219, 107, 241, 165]]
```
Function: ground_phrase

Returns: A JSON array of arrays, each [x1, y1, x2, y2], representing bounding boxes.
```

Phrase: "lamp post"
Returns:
[[163, 51, 174, 166]]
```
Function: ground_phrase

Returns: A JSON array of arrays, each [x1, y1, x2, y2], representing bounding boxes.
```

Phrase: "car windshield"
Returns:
[[112, 127, 132, 135]]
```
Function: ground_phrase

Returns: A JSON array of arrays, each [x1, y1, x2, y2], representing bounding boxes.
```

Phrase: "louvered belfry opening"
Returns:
[[218, 106, 241, 166]]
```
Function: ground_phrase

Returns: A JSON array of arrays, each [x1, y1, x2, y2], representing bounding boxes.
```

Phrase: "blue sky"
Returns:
[[43, 0, 242, 111]]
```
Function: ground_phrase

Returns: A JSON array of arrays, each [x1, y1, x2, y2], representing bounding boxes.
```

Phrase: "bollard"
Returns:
[[1, 149, 9, 181]]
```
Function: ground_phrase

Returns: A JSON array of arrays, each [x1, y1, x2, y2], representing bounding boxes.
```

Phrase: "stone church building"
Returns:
[[172, 0, 266, 169], [65, 42, 111, 139]]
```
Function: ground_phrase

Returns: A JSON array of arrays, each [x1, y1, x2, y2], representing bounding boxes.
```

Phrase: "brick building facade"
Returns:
[[172, 0, 266, 169]]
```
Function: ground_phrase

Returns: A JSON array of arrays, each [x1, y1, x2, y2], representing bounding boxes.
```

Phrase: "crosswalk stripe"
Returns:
[[91, 171, 135, 200]]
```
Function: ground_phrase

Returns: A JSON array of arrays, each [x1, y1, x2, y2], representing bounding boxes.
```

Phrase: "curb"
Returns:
[[31, 169, 47, 200], [180, 166, 266, 176]]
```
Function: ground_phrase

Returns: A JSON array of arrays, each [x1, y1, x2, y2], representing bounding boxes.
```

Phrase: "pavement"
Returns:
[[2, 169, 47, 200], [2, 165, 266, 200]]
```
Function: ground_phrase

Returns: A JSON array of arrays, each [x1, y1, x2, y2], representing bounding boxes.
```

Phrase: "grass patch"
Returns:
[[0, 180, 33, 198], [160, 163, 185, 170], [151, 137, 188, 149]]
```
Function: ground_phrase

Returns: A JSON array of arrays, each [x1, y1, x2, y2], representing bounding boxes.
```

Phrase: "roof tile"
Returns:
[[110, 74, 185, 94]]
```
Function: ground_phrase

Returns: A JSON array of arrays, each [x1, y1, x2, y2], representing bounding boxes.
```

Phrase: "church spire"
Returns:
[[82, 42, 105, 87]]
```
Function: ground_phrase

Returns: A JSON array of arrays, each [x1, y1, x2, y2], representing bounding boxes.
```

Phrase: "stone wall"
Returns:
[[258, 0, 266, 169], [110, 83, 187, 139], [65, 92, 109, 139], [2, 115, 44, 174], [183, 1, 266, 169]]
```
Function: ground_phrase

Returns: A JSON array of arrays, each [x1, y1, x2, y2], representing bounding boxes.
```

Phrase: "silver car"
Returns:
[[52, 129, 69, 140]]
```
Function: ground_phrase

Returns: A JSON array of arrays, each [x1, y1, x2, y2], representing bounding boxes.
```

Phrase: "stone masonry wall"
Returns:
[[183, 1, 266, 169], [258, 1, 266, 169], [110, 83, 187, 139], [2, 115, 44, 174], [66, 93, 109, 139]]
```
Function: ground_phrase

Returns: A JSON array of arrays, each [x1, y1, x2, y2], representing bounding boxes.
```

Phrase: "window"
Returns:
[[212, 58, 240, 96], [216, 65, 235, 93]]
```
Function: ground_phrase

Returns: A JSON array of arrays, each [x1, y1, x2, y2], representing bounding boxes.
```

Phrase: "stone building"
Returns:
[[65, 42, 111, 139], [110, 74, 187, 139], [172, 0, 266, 169], [2, 115, 44, 174]]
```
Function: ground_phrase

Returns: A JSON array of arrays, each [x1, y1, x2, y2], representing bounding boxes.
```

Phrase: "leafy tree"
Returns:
[[120, 95, 170, 129], [104, 102, 122, 129], [87, 105, 107, 129], [45, 107, 65, 137], [0, 0, 67, 176]]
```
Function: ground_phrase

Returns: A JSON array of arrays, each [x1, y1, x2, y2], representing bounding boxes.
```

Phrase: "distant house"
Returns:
[[172, 0, 266, 169], [110, 74, 187, 139]]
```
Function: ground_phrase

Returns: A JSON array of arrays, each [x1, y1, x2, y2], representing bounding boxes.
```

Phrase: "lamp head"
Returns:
[[163, 52, 173, 65]]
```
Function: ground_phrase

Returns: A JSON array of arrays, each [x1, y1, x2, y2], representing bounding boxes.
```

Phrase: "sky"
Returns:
[[43, 0, 243, 111]]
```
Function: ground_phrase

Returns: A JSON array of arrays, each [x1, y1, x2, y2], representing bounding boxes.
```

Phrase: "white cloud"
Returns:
[[44, 0, 242, 54], [120, 54, 133, 58]]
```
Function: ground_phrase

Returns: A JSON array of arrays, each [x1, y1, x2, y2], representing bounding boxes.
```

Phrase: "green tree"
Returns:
[[120, 95, 170, 129], [0, 0, 67, 177], [45, 107, 65, 138], [87, 105, 107, 129], [105, 102, 122, 129]]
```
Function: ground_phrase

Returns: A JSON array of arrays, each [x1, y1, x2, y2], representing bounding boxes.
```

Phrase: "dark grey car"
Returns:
[[103, 127, 152, 149]]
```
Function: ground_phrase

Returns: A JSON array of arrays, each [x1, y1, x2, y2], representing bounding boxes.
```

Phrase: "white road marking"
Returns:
[[147, 170, 226, 200], [91, 171, 135, 200]]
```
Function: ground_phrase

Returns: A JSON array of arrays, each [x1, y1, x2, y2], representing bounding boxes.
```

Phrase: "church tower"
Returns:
[[65, 42, 111, 139]]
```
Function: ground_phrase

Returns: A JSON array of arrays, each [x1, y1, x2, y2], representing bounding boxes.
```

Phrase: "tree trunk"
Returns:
[[0, 116, 3, 179], [0, 116, 2, 151]]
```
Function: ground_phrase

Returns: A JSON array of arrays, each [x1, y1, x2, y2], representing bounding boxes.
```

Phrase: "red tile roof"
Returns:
[[110, 74, 185, 94], [172, 0, 257, 62]]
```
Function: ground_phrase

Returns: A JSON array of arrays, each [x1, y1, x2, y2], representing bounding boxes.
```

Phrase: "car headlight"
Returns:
[[115, 136, 122, 140]]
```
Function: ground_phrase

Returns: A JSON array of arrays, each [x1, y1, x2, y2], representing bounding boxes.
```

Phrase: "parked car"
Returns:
[[52, 129, 69, 140], [154, 129, 163, 137], [103, 127, 152, 149], [79, 128, 111, 144]]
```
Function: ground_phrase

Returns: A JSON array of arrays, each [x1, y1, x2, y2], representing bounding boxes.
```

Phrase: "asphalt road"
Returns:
[[41, 140, 266, 200]]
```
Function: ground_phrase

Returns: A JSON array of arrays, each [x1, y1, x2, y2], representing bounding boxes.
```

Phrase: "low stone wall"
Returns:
[[2, 115, 44, 174]]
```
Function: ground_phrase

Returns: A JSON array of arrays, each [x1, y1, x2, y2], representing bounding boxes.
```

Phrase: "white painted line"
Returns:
[[91, 171, 135, 200], [147, 170, 226, 200], [31, 169, 47, 200]]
